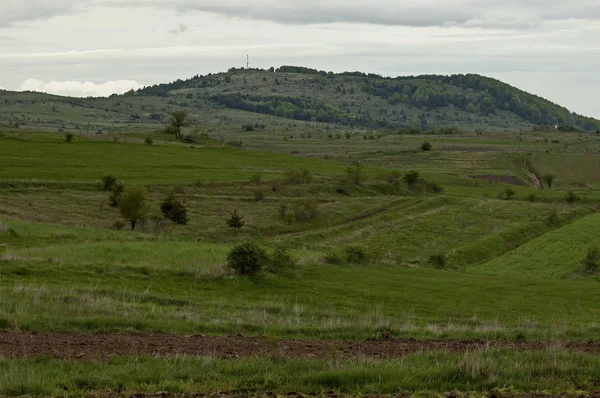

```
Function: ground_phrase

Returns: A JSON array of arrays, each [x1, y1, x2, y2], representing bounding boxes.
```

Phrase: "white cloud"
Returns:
[[19, 78, 143, 97]]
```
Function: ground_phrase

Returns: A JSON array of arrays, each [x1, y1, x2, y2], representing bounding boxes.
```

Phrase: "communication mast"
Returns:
[[246, 54, 249, 69]]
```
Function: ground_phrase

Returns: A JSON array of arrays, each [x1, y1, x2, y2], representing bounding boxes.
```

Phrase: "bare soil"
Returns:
[[471, 175, 527, 186], [2, 332, 600, 361]]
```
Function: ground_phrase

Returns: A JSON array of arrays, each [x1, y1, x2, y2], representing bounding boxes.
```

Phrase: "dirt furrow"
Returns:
[[2, 332, 600, 361]]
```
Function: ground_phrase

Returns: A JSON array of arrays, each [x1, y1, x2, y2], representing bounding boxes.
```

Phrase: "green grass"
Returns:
[[0, 137, 351, 184], [473, 212, 600, 279], [533, 153, 600, 187], [2, 349, 600, 396]]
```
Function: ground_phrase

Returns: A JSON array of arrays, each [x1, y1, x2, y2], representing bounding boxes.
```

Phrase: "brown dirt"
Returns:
[[471, 175, 527, 186], [2, 332, 600, 361]]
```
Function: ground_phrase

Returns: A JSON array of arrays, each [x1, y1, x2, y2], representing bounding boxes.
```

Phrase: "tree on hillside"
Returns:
[[543, 173, 556, 189], [226, 210, 245, 231], [119, 185, 149, 230], [403, 170, 420, 187], [169, 110, 190, 140]]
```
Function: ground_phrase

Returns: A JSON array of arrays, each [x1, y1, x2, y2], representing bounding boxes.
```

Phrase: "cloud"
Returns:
[[111, 0, 600, 28], [19, 78, 143, 97], [0, 0, 81, 26]]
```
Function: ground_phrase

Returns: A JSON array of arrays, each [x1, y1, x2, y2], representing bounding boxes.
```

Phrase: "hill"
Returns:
[[1, 66, 599, 134]]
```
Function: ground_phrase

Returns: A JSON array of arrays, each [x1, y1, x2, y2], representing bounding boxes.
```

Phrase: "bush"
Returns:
[[293, 200, 319, 222], [546, 210, 559, 226], [565, 191, 578, 203], [498, 188, 516, 200], [429, 253, 447, 269], [421, 141, 432, 151], [160, 192, 189, 225], [144, 137, 154, 145], [228, 140, 244, 148], [101, 175, 118, 191], [109, 182, 125, 207], [227, 242, 267, 276], [285, 169, 313, 185], [65, 133, 74, 143], [425, 181, 444, 194], [345, 166, 364, 185], [382, 171, 402, 185], [526, 193, 537, 202], [344, 246, 367, 264], [324, 252, 343, 265], [267, 247, 297, 274], [253, 189, 265, 202], [249, 174, 262, 186], [112, 220, 125, 231], [403, 170, 420, 187], [226, 210, 245, 230], [581, 247, 600, 274]]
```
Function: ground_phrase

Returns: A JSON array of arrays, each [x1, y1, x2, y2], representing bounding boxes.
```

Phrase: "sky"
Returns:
[[1, 0, 600, 118]]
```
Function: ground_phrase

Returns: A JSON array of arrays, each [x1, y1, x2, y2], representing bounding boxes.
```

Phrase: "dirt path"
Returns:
[[522, 156, 542, 188], [2, 332, 600, 361]]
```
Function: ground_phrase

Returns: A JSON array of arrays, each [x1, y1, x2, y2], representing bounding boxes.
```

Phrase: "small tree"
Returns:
[[503, 188, 516, 200], [169, 110, 190, 140], [65, 132, 74, 143], [226, 210, 245, 231], [565, 191, 578, 204], [581, 247, 600, 274], [109, 182, 125, 207], [227, 242, 267, 276], [403, 170, 420, 187], [543, 173, 556, 189], [345, 166, 364, 185], [160, 192, 189, 225], [101, 175, 118, 191], [421, 141, 432, 151], [429, 253, 447, 269], [119, 185, 149, 230]]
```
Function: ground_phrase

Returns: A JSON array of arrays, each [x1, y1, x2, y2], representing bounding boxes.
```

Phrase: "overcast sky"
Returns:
[[1, 0, 600, 117]]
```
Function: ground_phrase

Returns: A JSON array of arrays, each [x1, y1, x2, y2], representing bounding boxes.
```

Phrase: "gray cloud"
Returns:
[[168, 24, 189, 35], [0, 0, 80, 26], [106, 0, 600, 28]]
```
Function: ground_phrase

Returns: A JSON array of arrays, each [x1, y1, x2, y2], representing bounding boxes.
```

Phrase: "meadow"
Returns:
[[1, 125, 600, 397]]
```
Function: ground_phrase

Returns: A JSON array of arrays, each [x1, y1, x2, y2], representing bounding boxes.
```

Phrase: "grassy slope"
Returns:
[[4, 349, 600, 396], [0, 136, 350, 184], [473, 213, 600, 279]]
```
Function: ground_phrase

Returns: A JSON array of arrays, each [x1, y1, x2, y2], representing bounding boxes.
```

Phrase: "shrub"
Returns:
[[109, 182, 125, 207], [546, 210, 559, 226], [293, 200, 319, 222], [144, 137, 154, 145], [499, 188, 516, 200], [249, 174, 262, 186], [253, 189, 265, 202], [581, 247, 600, 274], [324, 252, 343, 265], [101, 175, 118, 191], [429, 253, 447, 269], [344, 246, 367, 264], [345, 166, 364, 185], [403, 170, 420, 187], [382, 171, 402, 185], [421, 141, 432, 151], [160, 192, 189, 225], [526, 193, 537, 202], [226, 242, 267, 276], [565, 191, 578, 203], [543, 173, 556, 189], [267, 247, 297, 273], [425, 181, 444, 194], [112, 220, 125, 231], [226, 210, 245, 230], [285, 169, 313, 185], [228, 140, 244, 148], [119, 185, 149, 230], [65, 133, 74, 143]]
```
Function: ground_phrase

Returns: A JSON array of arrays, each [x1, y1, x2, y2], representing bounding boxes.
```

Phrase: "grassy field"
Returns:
[[2, 126, 600, 396]]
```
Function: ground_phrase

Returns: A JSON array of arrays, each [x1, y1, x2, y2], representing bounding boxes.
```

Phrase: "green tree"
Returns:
[[543, 173, 556, 189], [119, 185, 149, 230], [169, 110, 190, 140], [403, 170, 420, 187], [226, 210, 245, 231], [421, 141, 432, 151]]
